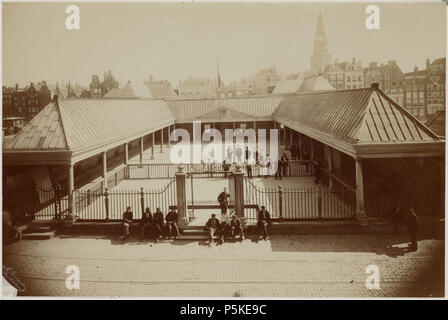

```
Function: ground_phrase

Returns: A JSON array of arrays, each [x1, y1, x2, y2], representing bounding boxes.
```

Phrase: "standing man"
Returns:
[[153, 207, 164, 242], [121, 206, 133, 241], [245, 147, 251, 162], [275, 157, 283, 180], [257, 205, 271, 241], [236, 146, 243, 164], [246, 161, 253, 179], [218, 188, 230, 222], [166, 208, 179, 240], [281, 153, 289, 177], [405, 207, 420, 251], [205, 213, 221, 245]]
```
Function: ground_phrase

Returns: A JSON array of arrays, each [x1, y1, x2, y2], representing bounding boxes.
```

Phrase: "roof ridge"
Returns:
[[54, 100, 72, 151]]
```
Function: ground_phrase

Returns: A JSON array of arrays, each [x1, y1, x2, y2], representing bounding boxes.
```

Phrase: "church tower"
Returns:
[[309, 12, 332, 74]]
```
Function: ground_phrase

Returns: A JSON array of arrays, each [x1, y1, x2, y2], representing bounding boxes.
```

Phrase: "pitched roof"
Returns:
[[103, 82, 153, 99], [3, 99, 174, 154], [167, 96, 283, 122], [272, 79, 304, 95], [145, 83, 177, 99], [273, 87, 440, 146], [300, 75, 335, 92]]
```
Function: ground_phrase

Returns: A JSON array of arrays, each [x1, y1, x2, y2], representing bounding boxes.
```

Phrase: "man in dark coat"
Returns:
[[205, 213, 221, 245], [405, 207, 420, 251], [230, 214, 245, 241], [140, 207, 153, 240], [121, 206, 133, 240], [257, 205, 271, 241], [275, 158, 283, 180], [166, 208, 179, 240], [218, 188, 230, 216], [153, 208, 164, 242], [281, 153, 289, 177], [246, 161, 253, 179], [245, 147, 251, 162]]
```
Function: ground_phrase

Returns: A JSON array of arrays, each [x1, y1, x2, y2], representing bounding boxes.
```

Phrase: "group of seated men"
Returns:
[[121, 206, 179, 241], [205, 205, 272, 245]]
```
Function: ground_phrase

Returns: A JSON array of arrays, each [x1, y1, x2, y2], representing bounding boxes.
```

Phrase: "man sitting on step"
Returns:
[[205, 213, 221, 245], [120, 206, 133, 241], [229, 214, 245, 241], [165, 208, 179, 240]]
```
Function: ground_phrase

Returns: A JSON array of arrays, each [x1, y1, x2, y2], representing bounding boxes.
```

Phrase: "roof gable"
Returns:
[[196, 105, 255, 121]]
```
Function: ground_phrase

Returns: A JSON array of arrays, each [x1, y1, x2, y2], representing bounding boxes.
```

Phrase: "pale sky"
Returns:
[[2, 1, 446, 87]]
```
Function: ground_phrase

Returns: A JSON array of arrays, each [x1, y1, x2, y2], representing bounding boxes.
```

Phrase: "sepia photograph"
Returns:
[[1, 0, 446, 301]]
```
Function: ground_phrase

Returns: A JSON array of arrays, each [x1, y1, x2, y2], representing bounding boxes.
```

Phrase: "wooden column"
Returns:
[[167, 126, 171, 147], [102, 151, 107, 192], [283, 126, 287, 146], [233, 166, 244, 218], [233, 122, 236, 130], [310, 138, 315, 160], [124, 142, 128, 165], [289, 128, 294, 146], [68, 164, 74, 213], [160, 128, 164, 153], [175, 166, 188, 228], [151, 132, 155, 159], [355, 158, 367, 220], [328, 146, 334, 189], [298, 133, 303, 160], [139, 136, 144, 164]]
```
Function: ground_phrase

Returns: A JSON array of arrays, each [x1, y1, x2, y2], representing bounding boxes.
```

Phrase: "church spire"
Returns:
[[310, 11, 332, 74]]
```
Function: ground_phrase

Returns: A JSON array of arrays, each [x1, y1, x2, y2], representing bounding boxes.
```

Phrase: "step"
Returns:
[[24, 226, 52, 233], [182, 229, 208, 236], [177, 234, 210, 241], [22, 232, 54, 240]]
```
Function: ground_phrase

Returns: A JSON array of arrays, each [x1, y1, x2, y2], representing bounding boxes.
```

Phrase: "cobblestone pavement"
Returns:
[[2, 234, 444, 297]]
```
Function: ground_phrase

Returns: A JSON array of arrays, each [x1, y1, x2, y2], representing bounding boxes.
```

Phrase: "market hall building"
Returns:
[[2, 83, 445, 223]]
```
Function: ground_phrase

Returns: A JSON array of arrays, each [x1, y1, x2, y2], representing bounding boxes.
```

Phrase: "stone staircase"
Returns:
[[22, 220, 55, 240]]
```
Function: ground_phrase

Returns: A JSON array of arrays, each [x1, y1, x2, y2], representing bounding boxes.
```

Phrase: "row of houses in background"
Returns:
[[2, 57, 445, 132]]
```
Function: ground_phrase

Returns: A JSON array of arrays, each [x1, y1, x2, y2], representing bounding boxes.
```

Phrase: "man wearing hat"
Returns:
[[205, 213, 221, 245], [230, 214, 245, 241], [120, 206, 133, 241], [257, 205, 271, 240]]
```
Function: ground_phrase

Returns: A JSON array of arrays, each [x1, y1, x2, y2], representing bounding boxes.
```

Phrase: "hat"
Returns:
[[261, 205, 265, 209]]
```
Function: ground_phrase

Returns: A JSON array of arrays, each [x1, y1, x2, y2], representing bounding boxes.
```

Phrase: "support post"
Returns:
[[289, 128, 293, 147], [175, 165, 188, 228], [68, 164, 74, 214], [283, 126, 287, 146], [124, 142, 128, 165], [102, 151, 107, 192], [233, 165, 244, 219], [278, 185, 283, 221], [298, 133, 303, 160], [318, 185, 322, 221], [140, 187, 145, 219], [104, 188, 109, 221], [167, 126, 171, 147], [160, 128, 164, 153], [355, 158, 367, 222], [310, 138, 315, 160], [151, 132, 155, 159], [328, 147, 334, 189], [139, 136, 144, 164]]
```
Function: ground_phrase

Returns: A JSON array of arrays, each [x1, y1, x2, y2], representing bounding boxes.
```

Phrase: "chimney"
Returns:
[[42, 80, 46, 86], [371, 82, 379, 89], [15, 84, 18, 91], [53, 95, 59, 103], [30, 82, 34, 87]]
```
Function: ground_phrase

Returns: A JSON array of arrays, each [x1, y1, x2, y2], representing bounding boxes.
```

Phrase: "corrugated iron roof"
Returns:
[[273, 87, 440, 144], [3, 99, 175, 152], [167, 96, 283, 122]]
